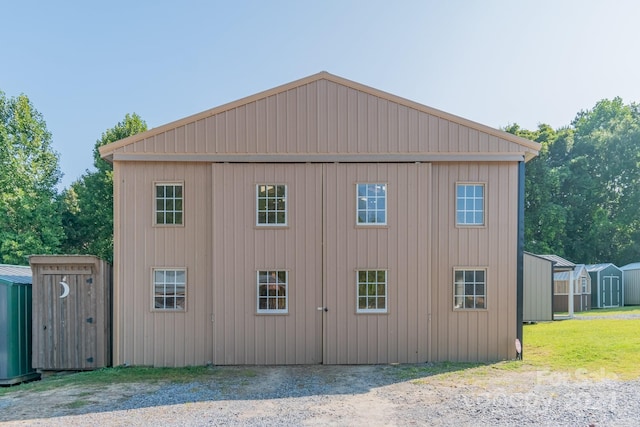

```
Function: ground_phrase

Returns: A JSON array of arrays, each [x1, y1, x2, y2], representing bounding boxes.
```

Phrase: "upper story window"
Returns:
[[257, 270, 288, 314], [357, 270, 388, 313], [155, 183, 183, 225], [456, 183, 484, 226], [454, 269, 486, 310], [256, 184, 287, 226], [357, 183, 387, 225], [153, 268, 186, 311]]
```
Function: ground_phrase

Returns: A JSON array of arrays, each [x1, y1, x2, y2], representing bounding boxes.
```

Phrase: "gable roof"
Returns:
[[0, 264, 32, 285], [554, 264, 588, 281], [585, 263, 621, 272], [100, 71, 540, 163]]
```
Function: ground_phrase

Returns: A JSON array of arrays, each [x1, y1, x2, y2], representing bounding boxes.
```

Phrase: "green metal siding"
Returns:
[[0, 278, 39, 385]]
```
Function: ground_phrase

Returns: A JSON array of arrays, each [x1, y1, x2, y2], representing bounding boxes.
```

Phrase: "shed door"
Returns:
[[602, 276, 620, 307], [212, 164, 323, 364], [35, 267, 97, 370], [322, 163, 430, 364], [212, 162, 429, 365]]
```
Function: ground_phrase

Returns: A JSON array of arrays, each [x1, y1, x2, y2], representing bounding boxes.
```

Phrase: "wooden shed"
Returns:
[[586, 263, 623, 308], [523, 252, 554, 322], [620, 263, 640, 305], [553, 264, 591, 314], [99, 72, 540, 366], [29, 256, 112, 371]]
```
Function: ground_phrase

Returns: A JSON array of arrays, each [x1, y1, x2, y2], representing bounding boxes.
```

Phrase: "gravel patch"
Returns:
[[1, 365, 639, 426]]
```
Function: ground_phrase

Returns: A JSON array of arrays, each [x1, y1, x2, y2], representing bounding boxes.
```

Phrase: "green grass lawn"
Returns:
[[524, 316, 640, 380], [575, 305, 640, 316]]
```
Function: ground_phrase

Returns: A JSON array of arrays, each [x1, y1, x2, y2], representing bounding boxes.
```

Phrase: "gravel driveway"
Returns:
[[1, 364, 639, 426]]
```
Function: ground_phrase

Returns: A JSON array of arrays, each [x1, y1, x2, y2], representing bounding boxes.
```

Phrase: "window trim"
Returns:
[[151, 267, 187, 312], [455, 182, 486, 228], [153, 181, 185, 227], [356, 269, 388, 314], [256, 270, 289, 314], [355, 183, 388, 227], [453, 267, 487, 311], [255, 184, 288, 227]]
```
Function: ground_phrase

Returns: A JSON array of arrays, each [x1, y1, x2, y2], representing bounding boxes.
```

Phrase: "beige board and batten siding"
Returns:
[[114, 162, 213, 367], [211, 163, 323, 364], [103, 74, 539, 162], [102, 72, 539, 367], [431, 162, 518, 362], [523, 253, 554, 322]]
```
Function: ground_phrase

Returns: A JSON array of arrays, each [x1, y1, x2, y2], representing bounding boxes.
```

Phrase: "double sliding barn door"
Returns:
[[212, 162, 430, 364]]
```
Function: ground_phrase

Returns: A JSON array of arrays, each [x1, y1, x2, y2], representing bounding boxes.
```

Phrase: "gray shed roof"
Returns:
[[538, 255, 576, 270], [586, 263, 620, 272], [620, 262, 640, 271], [0, 264, 32, 285]]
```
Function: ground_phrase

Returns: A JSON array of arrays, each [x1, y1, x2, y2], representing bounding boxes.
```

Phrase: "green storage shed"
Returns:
[[0, 265, 40, 385]]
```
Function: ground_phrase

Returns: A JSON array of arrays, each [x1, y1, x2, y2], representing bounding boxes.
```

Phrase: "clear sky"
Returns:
[[3, 0, 639, 189]]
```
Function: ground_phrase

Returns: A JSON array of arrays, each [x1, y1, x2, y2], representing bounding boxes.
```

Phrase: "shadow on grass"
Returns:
[[0, 362, 514, 422]]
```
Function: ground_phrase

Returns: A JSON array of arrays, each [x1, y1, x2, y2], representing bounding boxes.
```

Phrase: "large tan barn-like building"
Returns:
[[100, 72, 540, 367]]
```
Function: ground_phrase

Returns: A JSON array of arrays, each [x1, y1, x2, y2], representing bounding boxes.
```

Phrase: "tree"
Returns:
[[61, 113, 147, 263], [0, 91, 63, 265], [505, 123, 570, 255], [563, 98, 640, 265], [510, 98, 640, 266]]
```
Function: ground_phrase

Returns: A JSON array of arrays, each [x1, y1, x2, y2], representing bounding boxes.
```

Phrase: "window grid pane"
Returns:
[[454, 269, 486, 309], [257, 185, 287, 225], [153, 268, 186, 311], [155, 184, 183, 225], [357, 184, 387, 225], [257, 270, 288, 313], [357, 270, 387, 313], [456, 184, 484, 226]]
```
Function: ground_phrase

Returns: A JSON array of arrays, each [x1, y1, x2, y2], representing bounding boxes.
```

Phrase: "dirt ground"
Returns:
[[0, 365, 635, 426]]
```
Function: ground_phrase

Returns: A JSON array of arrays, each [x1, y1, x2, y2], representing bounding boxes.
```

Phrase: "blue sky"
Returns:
[[3, 0, 639, 189]]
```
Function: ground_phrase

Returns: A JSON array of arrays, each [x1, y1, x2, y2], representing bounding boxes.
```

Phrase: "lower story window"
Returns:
[[357, 270, 387, 313], [257, 270, 288, 313], [454, 269, 486, 309], [153, 268, 186, 311]]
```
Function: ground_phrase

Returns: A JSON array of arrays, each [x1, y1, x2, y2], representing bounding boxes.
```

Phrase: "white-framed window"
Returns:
[[256, 184, 287, 226], [357, 183, 387, 225], [357, 270, 388, 313], [554, 281, 569, 294], [257, 270, 288, 313], [454, 269, 486, 309], [153, 268, 186, 311], [581, 277, 588, 294], [155, 183, 183, 225], [456, 183, 484, 226]]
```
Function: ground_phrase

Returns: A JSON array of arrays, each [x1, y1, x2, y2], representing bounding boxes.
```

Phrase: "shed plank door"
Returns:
[[38, 271, 97, 370], [212, 164, 323, 364], [322, 163, 430, 364]]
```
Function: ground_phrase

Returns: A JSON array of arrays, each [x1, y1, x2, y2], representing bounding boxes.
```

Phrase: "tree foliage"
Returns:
[[510, 97, 640, 266], [60, 113, 147, 263], [0, 91, 63, 265]]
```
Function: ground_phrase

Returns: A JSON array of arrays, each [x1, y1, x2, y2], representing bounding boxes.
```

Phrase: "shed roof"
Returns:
[[585, 263, 621, 272], [99, 71, 540, 163], [554, 264, 587, 280], [538, 254, 576, 270], [620, 262, 640, 271], [0, 264, 32, 285]]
